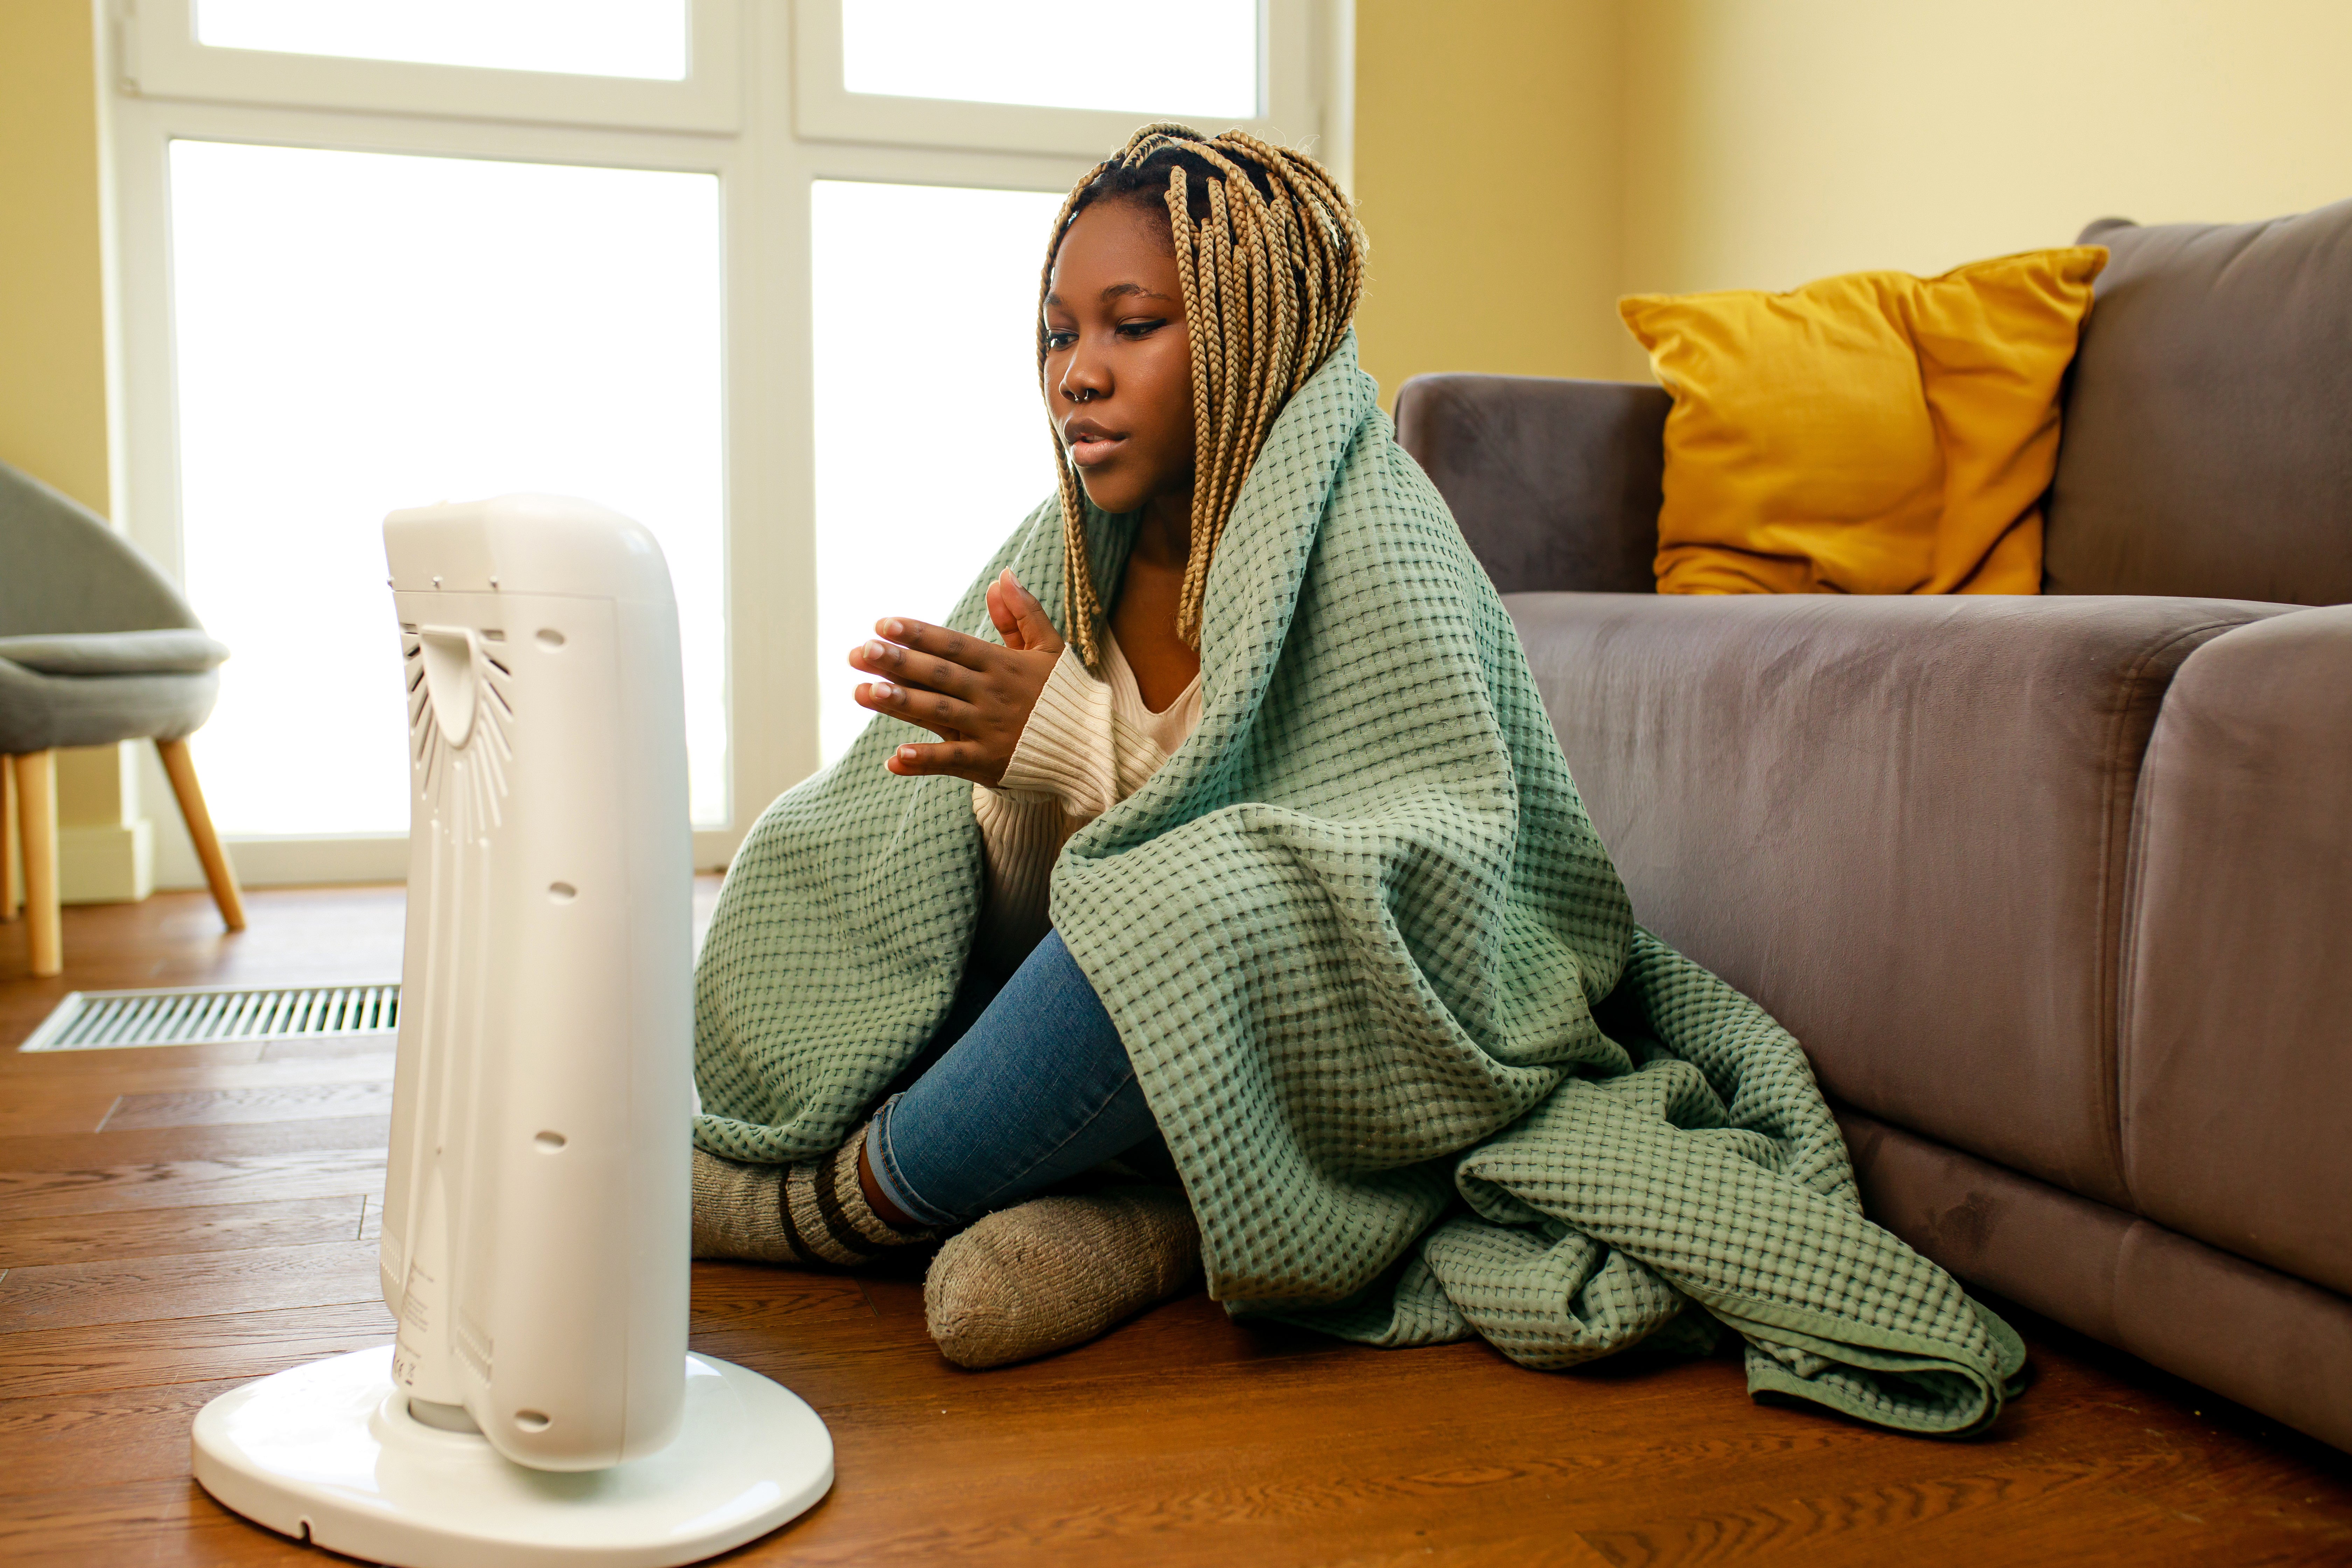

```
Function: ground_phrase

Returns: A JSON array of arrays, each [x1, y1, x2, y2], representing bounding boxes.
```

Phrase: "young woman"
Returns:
[[691, 127, 2022, 1433], [692, 125, 1355, 1368]]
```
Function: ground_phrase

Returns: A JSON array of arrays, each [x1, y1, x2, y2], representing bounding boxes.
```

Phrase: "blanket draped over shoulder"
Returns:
[[695, 336, 2027, 1435]]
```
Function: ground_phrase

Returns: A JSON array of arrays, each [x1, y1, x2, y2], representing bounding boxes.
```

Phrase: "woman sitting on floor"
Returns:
[[690, 126, 2023, 1435]]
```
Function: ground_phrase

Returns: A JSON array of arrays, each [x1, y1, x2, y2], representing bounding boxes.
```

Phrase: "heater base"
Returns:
[[192, 1345, 832, 1568]]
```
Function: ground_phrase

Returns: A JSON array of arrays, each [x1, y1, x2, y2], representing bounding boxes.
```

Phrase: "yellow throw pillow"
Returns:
[[1619, 246, 2107, 596]]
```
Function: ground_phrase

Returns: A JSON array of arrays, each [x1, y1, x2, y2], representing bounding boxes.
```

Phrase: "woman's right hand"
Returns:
[[850, 570, 1067, 786]]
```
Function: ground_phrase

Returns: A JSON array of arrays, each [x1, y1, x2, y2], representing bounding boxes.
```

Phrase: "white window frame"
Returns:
[[103, 0, 1348, 890], [792, 0, 1322, 160], [119, 0, 742, 132]]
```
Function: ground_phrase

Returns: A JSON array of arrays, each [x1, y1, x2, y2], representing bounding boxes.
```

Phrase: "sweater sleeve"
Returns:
[[998, 644, 1172, 814], [968, 642, 1172, 970], [968, 784, 1067, 975]]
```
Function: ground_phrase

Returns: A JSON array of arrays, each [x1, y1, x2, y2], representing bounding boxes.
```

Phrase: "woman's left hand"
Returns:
[[851, 570, 1065, 785]]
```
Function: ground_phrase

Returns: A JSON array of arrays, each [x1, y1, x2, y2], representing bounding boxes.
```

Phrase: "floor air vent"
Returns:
[[17, 984, 400, 1052]]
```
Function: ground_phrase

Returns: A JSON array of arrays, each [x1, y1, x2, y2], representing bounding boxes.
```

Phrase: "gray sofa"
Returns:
[[1395, 199, 2352, 1451]]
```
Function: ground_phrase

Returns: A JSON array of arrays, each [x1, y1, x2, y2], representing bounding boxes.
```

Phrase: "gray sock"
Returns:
[[923, 1186, 1201, 1368], [691, 1128, 930, 1266]]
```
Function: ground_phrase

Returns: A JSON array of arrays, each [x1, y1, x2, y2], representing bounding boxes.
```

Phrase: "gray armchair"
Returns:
[[1, 460, 244, 976]]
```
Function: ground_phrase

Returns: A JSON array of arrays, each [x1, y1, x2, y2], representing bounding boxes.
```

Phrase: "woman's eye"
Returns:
[[1116, 318, 1167, 339], [1044, 330, 1077, 350]]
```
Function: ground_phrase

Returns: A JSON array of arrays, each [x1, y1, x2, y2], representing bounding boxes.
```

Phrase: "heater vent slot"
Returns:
[[404, 630, 518, 834], [456, 1315, 494, 1381], [18, 984, 401, 1051]]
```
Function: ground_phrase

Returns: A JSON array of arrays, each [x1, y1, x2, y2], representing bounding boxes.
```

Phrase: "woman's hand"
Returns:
[[852, 570, 1066, 784]]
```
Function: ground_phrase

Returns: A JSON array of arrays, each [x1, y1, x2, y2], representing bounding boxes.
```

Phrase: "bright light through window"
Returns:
[[169, 140, 727, 835], [194, 0, 688, 80], [841, 0, 1260, 118], [811, 180, 1065, 764]]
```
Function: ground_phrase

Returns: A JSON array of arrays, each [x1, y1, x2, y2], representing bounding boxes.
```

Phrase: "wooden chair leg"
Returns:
[[156, 737, 247, 933], [12, 750, 61, 976], [3, 754, 18, 921]]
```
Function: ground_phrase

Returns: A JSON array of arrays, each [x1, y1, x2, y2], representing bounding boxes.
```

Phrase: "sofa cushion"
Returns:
[[1392, 374, 1666, 595], [1507, 592, 2286, 1207], [0, 629, 229, 676], [2120, 606, 2352, 1297], [0, 660, 222, 754], [1621, 248, 2104, 596], [2045, 200, 2352, 604]]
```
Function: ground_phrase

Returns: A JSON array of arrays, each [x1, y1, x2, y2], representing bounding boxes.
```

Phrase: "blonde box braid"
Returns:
[[1039, 125, 1366, 667]]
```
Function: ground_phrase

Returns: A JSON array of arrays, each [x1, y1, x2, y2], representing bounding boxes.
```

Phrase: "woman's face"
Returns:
[[1042, 199, 1195, 518]]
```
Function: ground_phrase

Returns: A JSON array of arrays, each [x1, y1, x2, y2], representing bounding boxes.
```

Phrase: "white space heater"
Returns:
[[191, 496, 831, 1568]]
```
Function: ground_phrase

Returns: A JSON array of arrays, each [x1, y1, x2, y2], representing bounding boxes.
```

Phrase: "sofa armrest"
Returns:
[[1393, 373, 1667, 594], [2120, 605, 2352, 1297]]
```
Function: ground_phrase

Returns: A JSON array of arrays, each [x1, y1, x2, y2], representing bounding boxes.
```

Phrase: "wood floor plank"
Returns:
[[0, 1240, 381, 1332], [5, 884, 2351, 1567], [729, 1322, 1896, 1563], [0, 1477, 308, 1568], [0, 1379, 249, 1496], [0, 1089, 119, 1139], [0, 1051, 392, 1094], [0, 1059, 392, 1139], [0, 1038, 269, 1075], [0, 1194, 369, 1268], [1575, 1451, 2352, 1567], [258, 1034, 403, 1062], [97, 1081, 395, 1132], [0, 1298, 395, 1401], [0, 1114, 392, 1175], [0, 1147, 385, 1219]]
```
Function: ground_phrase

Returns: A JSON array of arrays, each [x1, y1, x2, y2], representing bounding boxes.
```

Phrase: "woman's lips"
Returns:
[[1069, 433, 1124, 468]]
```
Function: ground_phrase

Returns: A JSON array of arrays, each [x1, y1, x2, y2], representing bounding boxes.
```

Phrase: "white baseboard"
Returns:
[[151, 831, 411, 890]]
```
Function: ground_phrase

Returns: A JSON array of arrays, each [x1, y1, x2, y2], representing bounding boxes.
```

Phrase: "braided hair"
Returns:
[[1039, 124, 1366, 668]]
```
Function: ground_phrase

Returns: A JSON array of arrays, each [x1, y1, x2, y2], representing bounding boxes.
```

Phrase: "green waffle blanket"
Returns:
[[695, 336, 2027, 1435]]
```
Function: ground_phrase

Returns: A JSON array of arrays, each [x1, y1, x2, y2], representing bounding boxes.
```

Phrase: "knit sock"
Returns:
[[923, 1186, 1201, 1368], [691, 1130, 931, 1266]]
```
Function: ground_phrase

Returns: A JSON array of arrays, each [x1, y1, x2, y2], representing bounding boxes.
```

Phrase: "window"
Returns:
[[192, 0, 691, 80], [108, 1, 1344, 886], [793, 0, 1330, 158], [808, 179, 1066, 762], [167, 141, 726, 833], [838, 0, 1259, 117]]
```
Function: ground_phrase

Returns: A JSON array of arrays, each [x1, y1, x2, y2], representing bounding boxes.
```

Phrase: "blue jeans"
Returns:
[[863, 930, 1161, 1227]]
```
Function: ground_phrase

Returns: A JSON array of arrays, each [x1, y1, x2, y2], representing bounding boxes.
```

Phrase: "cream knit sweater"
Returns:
[[970, 632, 1202, 976]]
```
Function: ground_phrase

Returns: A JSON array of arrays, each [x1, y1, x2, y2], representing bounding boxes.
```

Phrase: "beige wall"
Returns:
[[1351, 0, 1630, 397], [0, 0, 151, 900], [0, 0, 111, 513], [1619, 0, 2352, 376], [1348, 0, 2352, 388], [12, 3, 2347, 475]]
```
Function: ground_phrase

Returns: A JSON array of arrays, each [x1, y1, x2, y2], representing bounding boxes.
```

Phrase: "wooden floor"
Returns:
[[2, 890, 2349, 1567]]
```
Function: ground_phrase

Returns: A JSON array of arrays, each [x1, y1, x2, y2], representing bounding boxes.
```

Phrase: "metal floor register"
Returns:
[[18, 984, 400, 1052]]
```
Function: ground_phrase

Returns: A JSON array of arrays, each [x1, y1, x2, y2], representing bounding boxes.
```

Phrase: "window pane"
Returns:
[[194, 0, 687, 80], [169, 140, 727, 835], [841, 0, 1259, 118], [811, 180, 1065, 764]]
